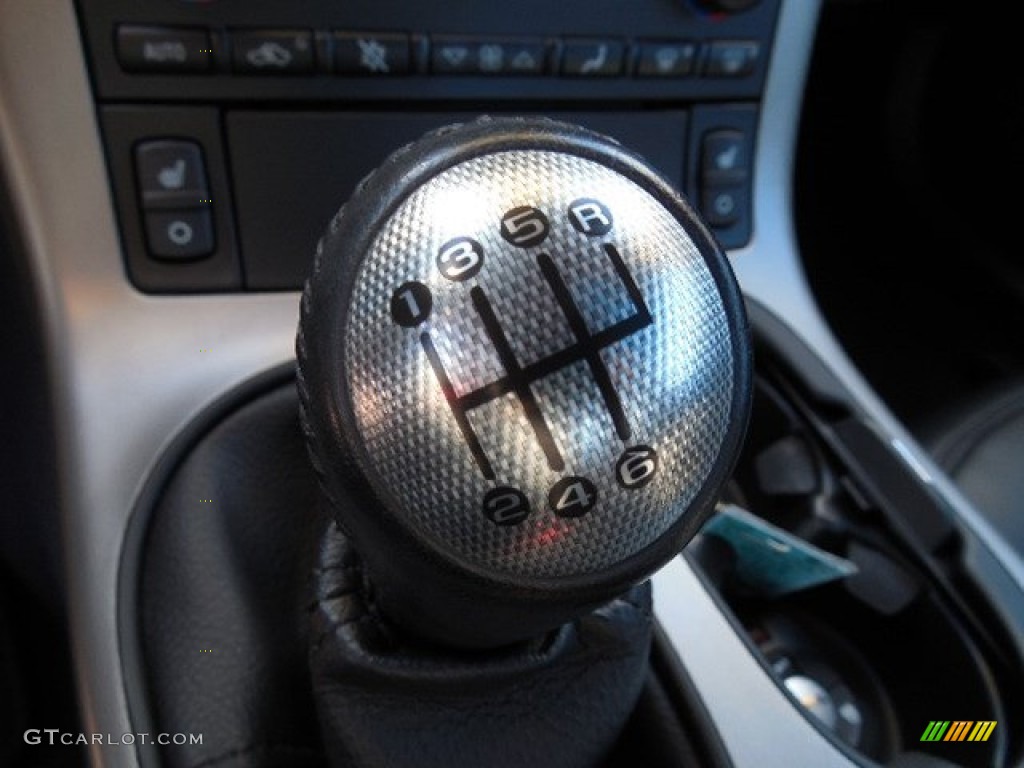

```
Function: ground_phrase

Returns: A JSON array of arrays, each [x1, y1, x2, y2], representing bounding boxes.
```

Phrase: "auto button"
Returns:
[[116, 25, 213, 73]]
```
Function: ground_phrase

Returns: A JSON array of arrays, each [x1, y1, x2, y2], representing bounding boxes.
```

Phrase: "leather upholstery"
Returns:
[[140, 384, 328, 768], [310, 524, 653, 768], [139, 380, 658, 768], [924, 379, 1024, 555]]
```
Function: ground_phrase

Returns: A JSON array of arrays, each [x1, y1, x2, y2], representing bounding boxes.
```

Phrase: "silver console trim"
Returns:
[[653, 557, 860, 767], [0, 4, 298, 765], [0, 1, 1019, 767]]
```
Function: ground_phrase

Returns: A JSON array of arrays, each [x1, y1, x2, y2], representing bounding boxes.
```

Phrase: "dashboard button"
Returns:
[[231, 30, 314, 74], [430, 38, 547, 75], [431, 38, 477, 74], [116, 25, 213, 73], [134, 140, 209, 207], [701, 129, 748, 182], [495, 40, 547, 75], [144, 209, 215, 260], [700, 183, 747, 228], [561, 39, 625, 76], [704, 40, 760, 77], [334, 32, 410, 75], [636, 41, 696, 77]]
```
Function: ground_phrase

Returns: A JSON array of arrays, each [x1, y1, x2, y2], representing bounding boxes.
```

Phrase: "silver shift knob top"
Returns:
[[298, 117, 751, 646]]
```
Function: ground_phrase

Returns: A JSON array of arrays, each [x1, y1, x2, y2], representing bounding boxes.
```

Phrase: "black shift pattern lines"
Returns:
[[421, 244, 652, 480]]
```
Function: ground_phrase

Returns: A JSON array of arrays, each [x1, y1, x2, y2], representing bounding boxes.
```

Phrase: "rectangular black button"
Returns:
[[701, 130, 749, 183], [431, 39, 476, 74], [561, 39, 625, 76], [494, 40, 547, 75], [135, 140, 209, 208], [704, 41, 760, 77], [116, 25, 212, 73], [334, 32, 411, 75], [636, 41, 696, 77], [700, 183, 748, 228], [430, 38, 547, 75], [231, 30, 314, 74], [144, 209, 215, 260]]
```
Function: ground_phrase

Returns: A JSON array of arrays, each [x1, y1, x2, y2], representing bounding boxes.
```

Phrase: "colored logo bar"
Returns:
[[920, 721, 997, 742]]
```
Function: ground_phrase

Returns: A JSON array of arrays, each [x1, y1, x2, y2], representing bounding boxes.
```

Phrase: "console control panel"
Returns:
[[74, 0, 781, 292], [111, 23, 761, 82]]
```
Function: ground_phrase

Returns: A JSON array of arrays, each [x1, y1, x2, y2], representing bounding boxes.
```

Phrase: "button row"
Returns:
[[116, 25, 760, 79]]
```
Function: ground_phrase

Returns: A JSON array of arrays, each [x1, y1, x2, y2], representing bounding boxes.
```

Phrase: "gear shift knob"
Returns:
[[297, 117, 751, 647]]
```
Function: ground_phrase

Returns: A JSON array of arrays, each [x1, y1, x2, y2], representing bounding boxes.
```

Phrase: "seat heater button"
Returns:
[[701, 129, 749, 183], [561, 39, 625, 76], [135, 140, 209, 207]]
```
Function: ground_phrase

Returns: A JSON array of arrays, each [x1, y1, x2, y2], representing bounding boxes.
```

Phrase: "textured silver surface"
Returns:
[[344, 150, 735, 577]]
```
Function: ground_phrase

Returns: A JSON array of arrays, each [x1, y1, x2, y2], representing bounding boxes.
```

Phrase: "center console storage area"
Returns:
[[686, 305, 1024, 767]]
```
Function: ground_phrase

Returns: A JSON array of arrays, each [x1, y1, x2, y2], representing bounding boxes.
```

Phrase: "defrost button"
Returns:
[[704, 40, 760, 77]]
